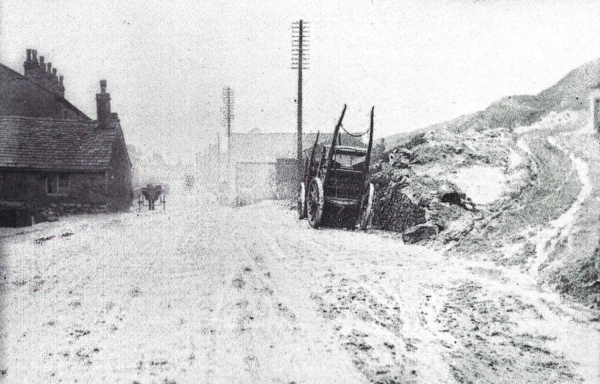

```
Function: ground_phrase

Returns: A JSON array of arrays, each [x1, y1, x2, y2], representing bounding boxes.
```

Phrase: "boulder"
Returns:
[[403, 223, 439, 244], [440, 216, 476, 243], [394, 158, 411, 168], [426, 200, 463, 230], [440, 191, 465, 206], [398, 147, 413, 157], [389, 147, 412, 168], [406, 132, 427, 149], [372, 187, 426, 233]]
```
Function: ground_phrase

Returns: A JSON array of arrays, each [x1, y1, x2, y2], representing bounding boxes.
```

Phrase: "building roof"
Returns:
[[230, 132, 365, 163], [0, 63, 90, 120], [0, 116, 116, 172]]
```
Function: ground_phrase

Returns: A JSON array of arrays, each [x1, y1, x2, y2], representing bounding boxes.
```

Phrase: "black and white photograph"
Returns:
[[1, 0, 600, 382]]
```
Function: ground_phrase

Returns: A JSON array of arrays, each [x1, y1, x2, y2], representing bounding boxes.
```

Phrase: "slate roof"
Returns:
[[0, 116, 116, 172], [0, 63, 90, 120]]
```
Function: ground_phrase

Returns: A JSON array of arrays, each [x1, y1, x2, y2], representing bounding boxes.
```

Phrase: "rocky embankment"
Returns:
[[377, 110, 600, 309], [371, 127, 527, 244]]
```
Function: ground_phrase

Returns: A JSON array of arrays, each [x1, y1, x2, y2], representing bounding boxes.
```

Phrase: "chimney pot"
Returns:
[[47, 62, 52, 73], [24, 49, 36, 74], [32, 50, 38, 62], [57, 75, 65, 98], [96, 80, 112, 128], [52, 68, 57, 76]]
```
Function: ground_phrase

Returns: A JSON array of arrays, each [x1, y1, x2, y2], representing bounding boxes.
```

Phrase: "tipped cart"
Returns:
[[298, 105, 375, 230]]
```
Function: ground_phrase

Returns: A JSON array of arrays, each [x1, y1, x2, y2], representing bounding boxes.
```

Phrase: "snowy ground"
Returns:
[[2, 112, 600, 383], [447, 165, 507, 205], [1, 186, 600, 383]]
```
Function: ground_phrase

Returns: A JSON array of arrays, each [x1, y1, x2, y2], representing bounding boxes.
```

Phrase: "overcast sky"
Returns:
[[1, 0, 600, 162]]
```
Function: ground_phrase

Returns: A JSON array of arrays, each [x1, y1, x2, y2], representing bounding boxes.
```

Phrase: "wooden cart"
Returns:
[[298, 105, 375, 230]]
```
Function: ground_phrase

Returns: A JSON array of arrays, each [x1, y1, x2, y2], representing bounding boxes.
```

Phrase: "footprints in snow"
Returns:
[[436, 279, 579, 383], [311, 272, 420, 383]]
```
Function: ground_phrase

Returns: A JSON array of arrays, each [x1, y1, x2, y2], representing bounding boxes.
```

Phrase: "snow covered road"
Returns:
[[1, 193, 599, 383]]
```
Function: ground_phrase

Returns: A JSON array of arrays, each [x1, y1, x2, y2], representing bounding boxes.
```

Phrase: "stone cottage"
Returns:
[[0, 50, 132, 227]]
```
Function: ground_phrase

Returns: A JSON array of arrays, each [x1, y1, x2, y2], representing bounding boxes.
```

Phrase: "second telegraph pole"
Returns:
[[292, 20, 309, 181]]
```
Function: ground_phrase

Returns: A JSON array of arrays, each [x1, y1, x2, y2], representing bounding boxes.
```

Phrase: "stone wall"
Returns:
[[106, 129, 133, 212], [0, 170, 108, 221]]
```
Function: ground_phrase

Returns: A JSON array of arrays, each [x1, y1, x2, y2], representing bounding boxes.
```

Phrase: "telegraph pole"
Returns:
[[221, 86, 234, 164], [221, 86, 234, 149], [221, 86, 234, 195], [292, 20, 309, 180]]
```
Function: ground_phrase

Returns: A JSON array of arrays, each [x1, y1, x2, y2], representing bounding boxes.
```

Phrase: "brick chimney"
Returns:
[[38, 55, 45, 75], [96, 80, 112, 128], [29, 50, 40, 79], [58, 75, 65, 98], [23, 49, 36, 75], [50, 68, 61, 96], [38, 56, 50, 89], [23, 49, 65, 97], [45, 62, 54, 89]]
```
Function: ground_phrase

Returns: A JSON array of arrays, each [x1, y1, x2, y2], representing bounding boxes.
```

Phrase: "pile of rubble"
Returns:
[[370, 128, 509, 243], [371, 166, 475, 243]]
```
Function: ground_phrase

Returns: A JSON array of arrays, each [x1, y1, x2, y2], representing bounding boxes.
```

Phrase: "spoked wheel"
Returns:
[[357, 183, 374, 230], [297, 182, 307, 219], [307, 178, 324, 228]]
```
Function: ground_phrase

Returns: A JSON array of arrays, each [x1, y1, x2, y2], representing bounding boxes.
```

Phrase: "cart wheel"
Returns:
[[297, 182, 307, 219], [307, 178, 324, 228], [357, 183, 374, 230]]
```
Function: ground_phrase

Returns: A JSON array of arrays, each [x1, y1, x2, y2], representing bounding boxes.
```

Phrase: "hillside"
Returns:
[[372, 56, 600, 309], [385, 57, 600, 148]]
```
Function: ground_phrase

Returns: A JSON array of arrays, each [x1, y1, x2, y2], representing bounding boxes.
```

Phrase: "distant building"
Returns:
[[197, 128, 364, 202], [0, 49, 132, 227], [196, 139, 227, 187]]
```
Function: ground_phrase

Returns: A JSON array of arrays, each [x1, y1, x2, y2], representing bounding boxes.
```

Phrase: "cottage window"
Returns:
[[46, 174, 69, 195]]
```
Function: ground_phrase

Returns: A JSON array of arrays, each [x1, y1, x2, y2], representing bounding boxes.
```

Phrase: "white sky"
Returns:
[[1, 0, 600, 162]]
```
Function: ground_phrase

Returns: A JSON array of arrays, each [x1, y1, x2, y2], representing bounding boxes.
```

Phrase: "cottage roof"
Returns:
[[0, 116, 117, 172], [0, 63, 90, 120]]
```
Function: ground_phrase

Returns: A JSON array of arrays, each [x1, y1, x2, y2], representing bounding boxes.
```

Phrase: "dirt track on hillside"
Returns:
[[1, 181, 599, 383]]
